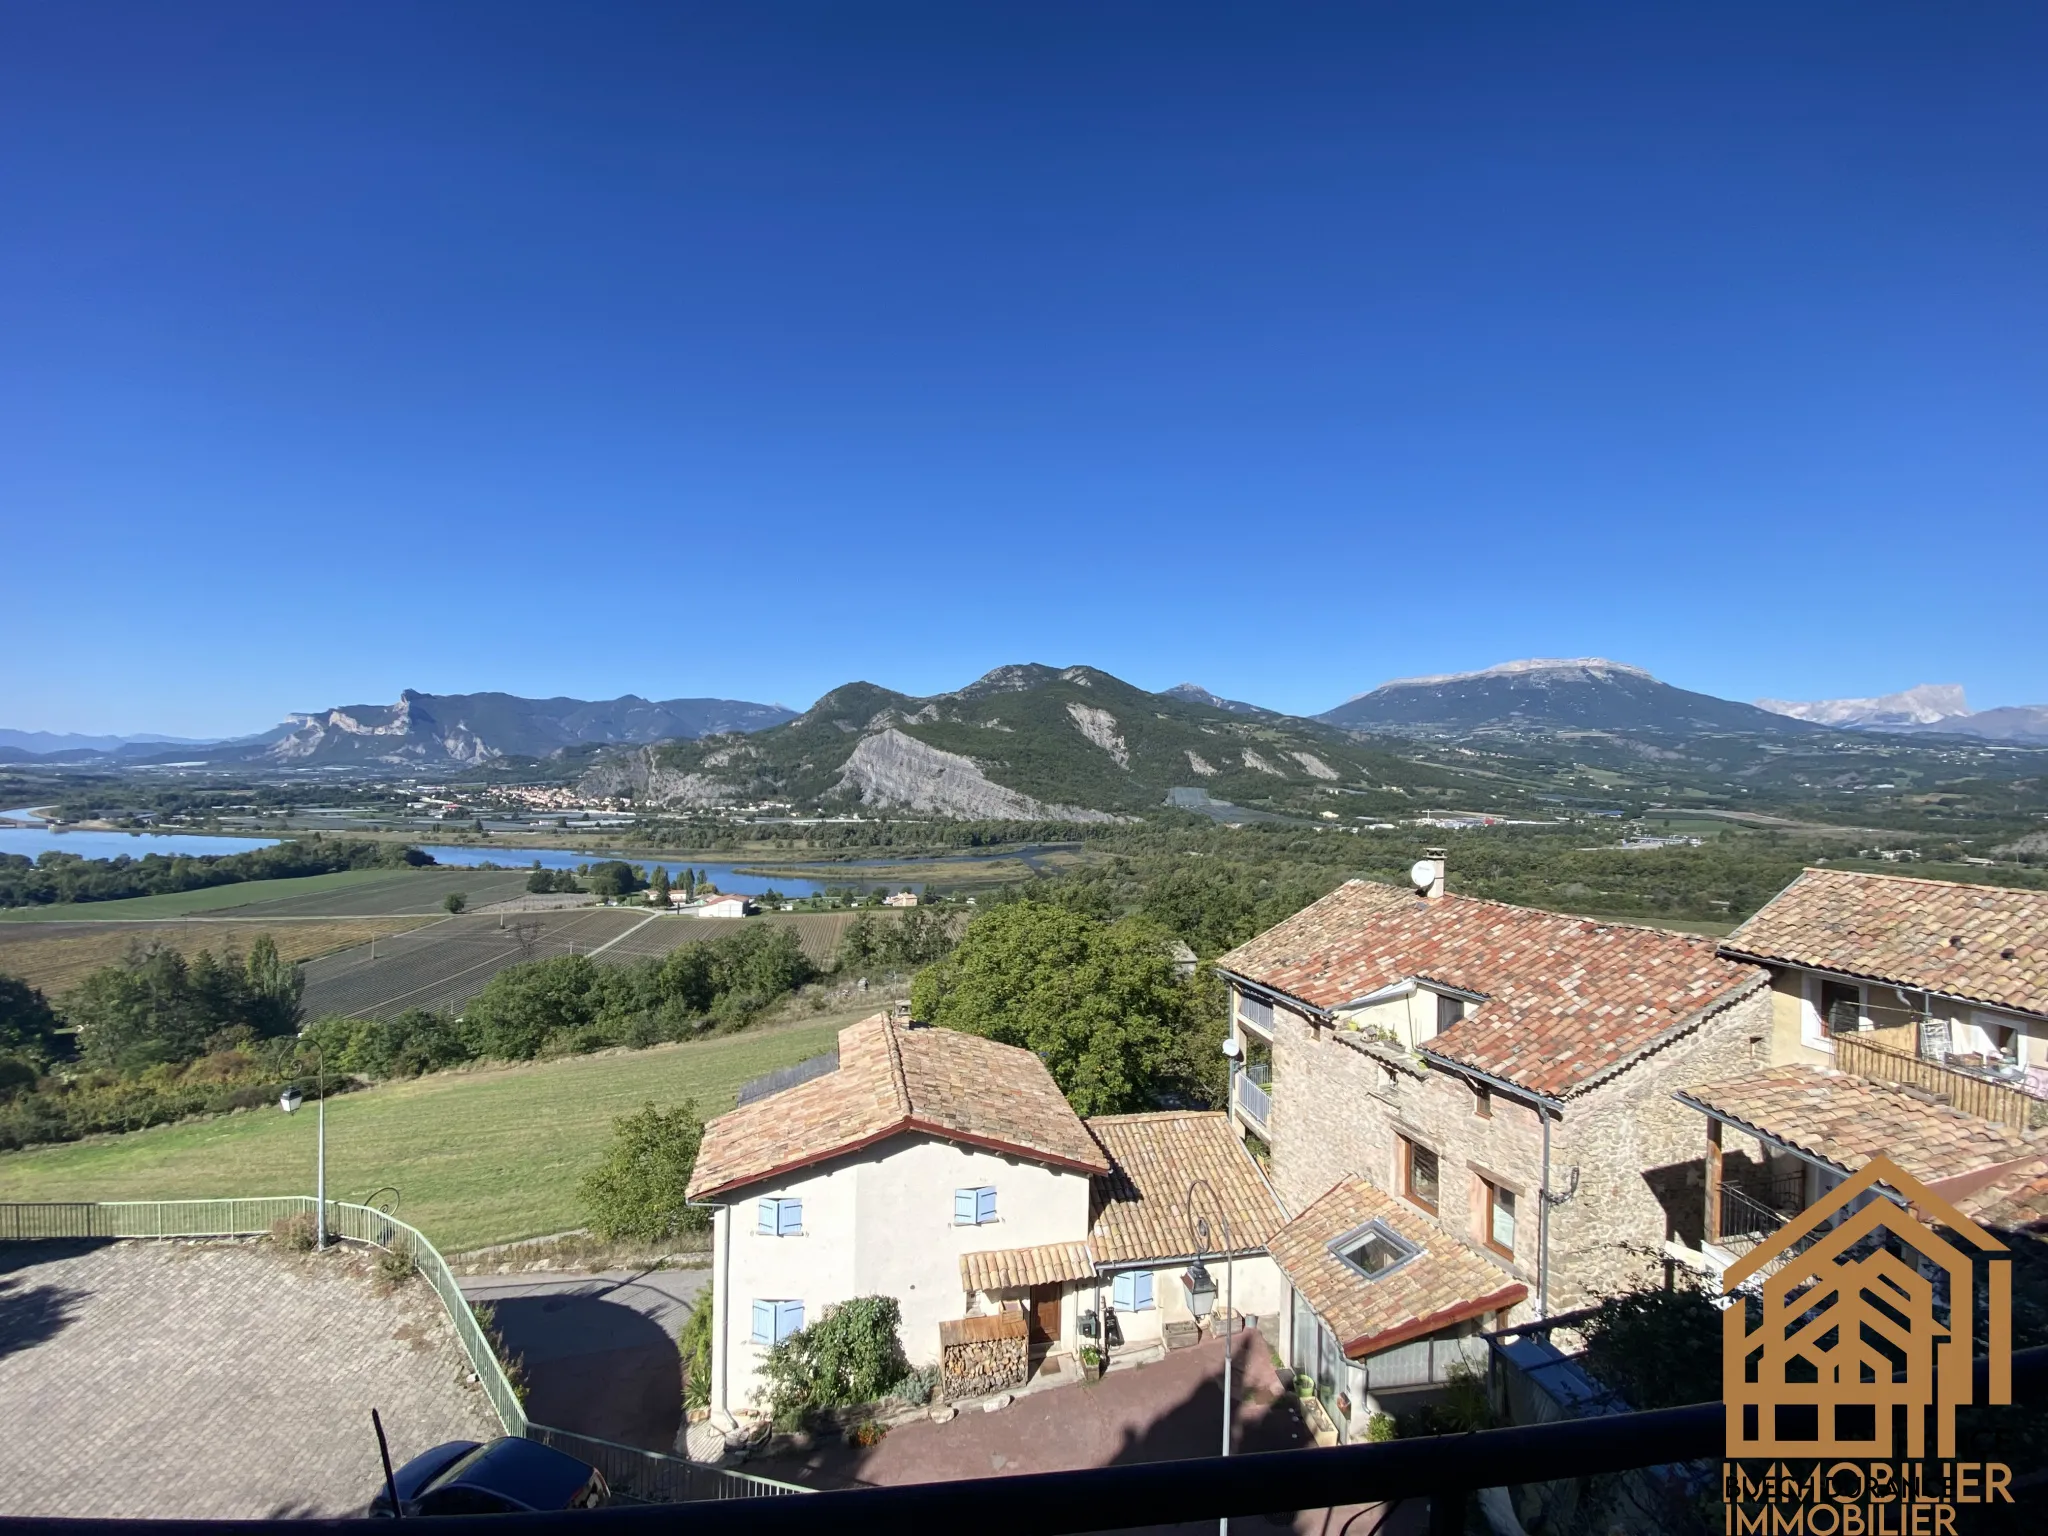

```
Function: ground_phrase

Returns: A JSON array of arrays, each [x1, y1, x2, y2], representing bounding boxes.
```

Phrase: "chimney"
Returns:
[[1415, 847, 1447, 901]]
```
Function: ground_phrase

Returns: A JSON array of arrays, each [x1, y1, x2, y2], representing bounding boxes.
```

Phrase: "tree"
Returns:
[[583, 861, 643, 899], [444, 891, 467, 914], [909, 902, 1201, 1115], [463, 954, 601, 1058], [0, 973, 65, 1071], [243, 933, 304, 1036], [580, 1099, 710, 1241], [650, 866, 672, 907], [683, 868, 697, 900]]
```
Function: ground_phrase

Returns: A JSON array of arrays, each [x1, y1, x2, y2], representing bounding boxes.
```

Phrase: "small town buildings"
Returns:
[[1216, 855, 1773, 1324], [685, 1018, 1285, 1427], [882, 891, 920, 908], [1717, 867, 2048, 1093]]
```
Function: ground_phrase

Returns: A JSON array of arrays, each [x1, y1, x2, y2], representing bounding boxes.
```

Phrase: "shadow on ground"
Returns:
[[484, 1293, 682, 1451], [0, 1241, 110, 1362]]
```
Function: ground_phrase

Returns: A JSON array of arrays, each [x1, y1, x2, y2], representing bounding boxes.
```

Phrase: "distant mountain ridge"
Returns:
[[581, 664, 1457, 820], [159, 690, 800, 769], [1319, 657, 1816, 738], [1755, 684, 1971, 728]]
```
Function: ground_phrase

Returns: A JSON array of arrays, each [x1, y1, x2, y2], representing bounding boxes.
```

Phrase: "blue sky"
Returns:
[[2, 3, 2043, 737]]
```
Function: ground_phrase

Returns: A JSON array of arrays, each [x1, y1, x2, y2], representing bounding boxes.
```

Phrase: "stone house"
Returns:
[[686, 1016, 1284, 1426], [1215, 858, 1774, 1324], [1717, 867, 2048, 1094]]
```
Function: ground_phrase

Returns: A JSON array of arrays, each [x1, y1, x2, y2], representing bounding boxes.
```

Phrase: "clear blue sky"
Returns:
[[3, 3, 2043, 737]]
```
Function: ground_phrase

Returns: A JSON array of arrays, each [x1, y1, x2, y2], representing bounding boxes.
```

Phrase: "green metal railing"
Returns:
[[0, 1197, 805, 1503]]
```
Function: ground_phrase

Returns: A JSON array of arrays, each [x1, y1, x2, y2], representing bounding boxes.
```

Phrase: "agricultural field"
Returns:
[[298, 909, 869, 1020], [0, 1017, 846, 1251], [0, 866, 534, 924], [0, 917, 434, 997]]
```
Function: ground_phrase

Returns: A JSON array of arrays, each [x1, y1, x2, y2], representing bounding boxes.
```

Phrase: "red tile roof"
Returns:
[[1217, 879, 1766, 1097], [1677, 1065, 2033, 1185], [1086, 1111, 1287, 1266], [1724, 868, 2048, 1019], [1266, 1179, 1525, 1358], [686, 1015, 1108, 1199], [1960, 1157, 2048, 1237]]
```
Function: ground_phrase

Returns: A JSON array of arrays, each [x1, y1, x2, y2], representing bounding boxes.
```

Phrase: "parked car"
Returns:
[[371, 1437, 609, 1517]]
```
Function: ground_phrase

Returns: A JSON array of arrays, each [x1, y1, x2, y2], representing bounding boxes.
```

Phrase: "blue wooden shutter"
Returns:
[[775, 1301, 804, 1342], [1112, 1272, 1135, 1310], [756, 1199, 776, 1235], [955, 1188, 977, 1224], [1134, 1271, 1154, 1310], [976, 1186, 997, 1224], [751, 1300, 773, 1343], [777, 1198, 803, 1236]]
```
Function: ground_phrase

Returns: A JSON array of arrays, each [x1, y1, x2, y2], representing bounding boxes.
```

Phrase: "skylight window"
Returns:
[[1330, 1219, 1420, 1281]]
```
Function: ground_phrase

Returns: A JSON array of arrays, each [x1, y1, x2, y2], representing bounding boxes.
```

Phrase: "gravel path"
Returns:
[[0, 1239, 501, 1518]]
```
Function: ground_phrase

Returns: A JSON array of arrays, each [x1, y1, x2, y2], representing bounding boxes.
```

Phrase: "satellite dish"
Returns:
[[1410, 859, 1437, 892]]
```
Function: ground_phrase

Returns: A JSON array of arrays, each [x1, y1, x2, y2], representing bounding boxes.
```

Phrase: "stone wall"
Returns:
[[1547, 984, 1773, 1305]]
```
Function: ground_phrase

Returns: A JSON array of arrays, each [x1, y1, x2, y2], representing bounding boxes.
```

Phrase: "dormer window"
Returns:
[[1436, 993, 1466, 1033], [1330, 1219, 1421, 1282]]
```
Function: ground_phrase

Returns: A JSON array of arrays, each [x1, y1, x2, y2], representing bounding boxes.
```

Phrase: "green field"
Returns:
[[0, 866, 533, 923], [0, 1019, 841, 1251]]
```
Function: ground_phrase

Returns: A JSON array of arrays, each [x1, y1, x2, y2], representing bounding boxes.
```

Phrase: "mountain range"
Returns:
[[1755, 684, 2048, 745], [579, 665, 1458, 821]]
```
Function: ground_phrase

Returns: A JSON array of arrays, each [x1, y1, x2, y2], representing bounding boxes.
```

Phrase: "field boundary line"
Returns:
[[582, 910, 659, 957]]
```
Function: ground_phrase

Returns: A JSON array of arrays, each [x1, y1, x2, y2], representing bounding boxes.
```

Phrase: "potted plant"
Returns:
[[1078, 1344, 1105, 1382]]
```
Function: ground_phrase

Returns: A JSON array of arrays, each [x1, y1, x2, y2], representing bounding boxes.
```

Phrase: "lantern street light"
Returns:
[[1186, 1167, 1236, 1536], [279, 1048, 327, 1251]]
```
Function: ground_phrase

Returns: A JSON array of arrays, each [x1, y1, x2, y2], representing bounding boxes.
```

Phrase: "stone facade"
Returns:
[[1249, 982, 1773, 1315]]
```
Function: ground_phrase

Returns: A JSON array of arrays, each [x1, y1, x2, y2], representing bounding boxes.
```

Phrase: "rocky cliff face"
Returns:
[[578, 745, 742, 806], [833, 729, 1120, 821]]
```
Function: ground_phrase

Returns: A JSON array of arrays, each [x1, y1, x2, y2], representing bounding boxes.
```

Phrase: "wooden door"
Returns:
[[1029, 1284, 1062, 1347]]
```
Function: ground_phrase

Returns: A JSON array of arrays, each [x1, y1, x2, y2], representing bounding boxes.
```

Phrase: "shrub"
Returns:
[[847, 1420, 887, 1448], [1365, 1411, 1397, 1443], [444, 892, 467, 914], [755, 1295, 911, 1431], [1578, 1277, 1722, 1410], [376, 1248, 417, 1285], [681, 1288, 715, 1410], [890, 1365, 937, 1405], [271, 1212, 317, 1252], [580, 1100, 709, 1242], [471, 1303, 530, 1404]]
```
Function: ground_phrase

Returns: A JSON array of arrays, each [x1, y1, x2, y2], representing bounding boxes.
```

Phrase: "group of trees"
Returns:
[[0, 838, 432, 910], [525, 866, 583, 894], [835, 906, 954, 972]]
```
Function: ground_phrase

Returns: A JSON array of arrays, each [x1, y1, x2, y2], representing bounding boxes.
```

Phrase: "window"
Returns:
[[1472, 1084, 1492, 1119], [954, 1186, 997, 1225], [1435, 993, 1466, 1035], [1111, 1271, 1155, 1311], [1401, 1136, 1440, 1214], [750, 1300, 804, 1345], [1820, 980, 1864, 1038], [1329, 1219, 1420, 1281], [756, 1197, 802, 1236], [1483, 1181, 1517, 1258]]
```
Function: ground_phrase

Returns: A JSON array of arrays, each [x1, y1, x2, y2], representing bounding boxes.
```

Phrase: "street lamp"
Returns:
[[1186, 1174, 1235, 1536], [279, 1048, 327, 1252]]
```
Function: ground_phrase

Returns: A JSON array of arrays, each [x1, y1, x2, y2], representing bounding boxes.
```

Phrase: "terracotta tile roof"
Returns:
[[1217, 879, 1766, 1097], [686, 1015, 1108, 1199], [1724, 868, 2048, 1019], [1266, 1179, 1525, 1358], [1960, 1157, 2048, 1237], [1085, 1111, 1288, 1266], [1677, 1065, 2032, 1185], [959, 1241, 1096, 1292]]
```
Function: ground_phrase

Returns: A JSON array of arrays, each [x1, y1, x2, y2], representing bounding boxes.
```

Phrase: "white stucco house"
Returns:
[[685, 1014, 1289, 1425]]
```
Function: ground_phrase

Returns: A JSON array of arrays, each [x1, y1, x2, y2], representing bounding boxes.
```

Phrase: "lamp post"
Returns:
[[1185, 1176, 1235, 1536], [279, 1048, 327, 1251]]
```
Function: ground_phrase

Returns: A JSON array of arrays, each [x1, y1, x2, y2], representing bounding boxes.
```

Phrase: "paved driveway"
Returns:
[[457, 1268, 706, 1452], [0, 1239, 499, 1519]]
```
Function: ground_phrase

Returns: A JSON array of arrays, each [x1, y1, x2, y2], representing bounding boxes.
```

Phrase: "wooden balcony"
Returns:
[[1834, 1032, 2037, 1131]]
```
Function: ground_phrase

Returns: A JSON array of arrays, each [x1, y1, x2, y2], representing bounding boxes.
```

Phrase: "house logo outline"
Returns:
[[1721, 1153, 2012, 1460]]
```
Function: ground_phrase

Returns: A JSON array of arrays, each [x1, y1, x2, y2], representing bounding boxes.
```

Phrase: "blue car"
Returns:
[[371, 1437, 609, 1516]]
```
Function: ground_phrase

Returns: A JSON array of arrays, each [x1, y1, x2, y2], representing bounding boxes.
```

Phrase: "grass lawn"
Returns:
[[0, 1018, 843, 1252], [0, 867, 414, 923]]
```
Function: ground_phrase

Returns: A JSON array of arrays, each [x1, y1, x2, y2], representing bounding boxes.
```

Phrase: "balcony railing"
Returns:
[[1835, 1032, 2034, 1130], [1234, 1070, 1271, 1130]]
